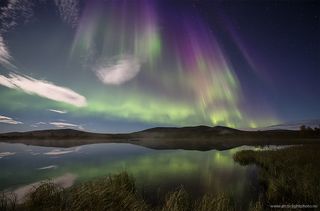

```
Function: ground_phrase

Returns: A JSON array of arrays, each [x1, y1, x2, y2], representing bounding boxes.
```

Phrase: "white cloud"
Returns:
[[44, 150, 74, 155], [0, 73, 87, 107], [0, 35, 14, 67], [37, 165, 58, 170], [50, 121, 83, 130], [0, 115, 22, 124], [48, 109, 67, 114], [95, 55, 141, 85], [0, 0, 34, 33], [0, 152, 16, 158], [44, 146, 81, 156], [36, 122, 46, 125], [54, 0, 79, 27]]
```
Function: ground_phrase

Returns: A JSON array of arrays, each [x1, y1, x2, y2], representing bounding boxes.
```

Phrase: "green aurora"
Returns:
[[0, 0, 282, 132]]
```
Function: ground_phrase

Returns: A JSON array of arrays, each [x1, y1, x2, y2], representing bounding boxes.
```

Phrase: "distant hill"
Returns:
[[262, 119, 320, 130], [0, 126, 319, 150], [140, 125, 240, 133], [1, 129, 106, 138]]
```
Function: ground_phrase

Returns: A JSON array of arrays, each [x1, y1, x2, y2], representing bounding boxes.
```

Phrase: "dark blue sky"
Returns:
[[0, 0, 319, 132], [198, 1, 320, 121]]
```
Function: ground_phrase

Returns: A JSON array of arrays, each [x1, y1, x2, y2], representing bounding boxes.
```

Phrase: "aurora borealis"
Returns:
[[0, 0, 319, 132]]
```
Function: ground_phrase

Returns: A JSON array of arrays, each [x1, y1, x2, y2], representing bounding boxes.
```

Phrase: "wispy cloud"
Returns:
[[0, 152, 16, 158], [0, 35, 14, 67], [50, 121, 84, 130], [36, 122, 46, 125], [44, 150, 74, 155], [0, 73, 87, 107], [48, 109, 68, 114], [0, 0, 34, 33], [0, 115, 22, 124], [95, 55, 141, 85], [44, 147, 81, 156], [54, 0, 79, 27], [37, 165, 58, 170]]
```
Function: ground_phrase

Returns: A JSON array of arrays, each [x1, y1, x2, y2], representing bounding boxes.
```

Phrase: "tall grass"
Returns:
[[234, 145, 320, 206], [68, 172, 148, 211], [0, 173, 240, 211], [0, 192, 16, 211], [161, 187, 190, 211], [20, 172, 148, 211], [195, 193, 235, 211]]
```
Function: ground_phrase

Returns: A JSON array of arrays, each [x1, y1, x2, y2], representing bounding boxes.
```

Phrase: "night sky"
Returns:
[[0, 0, 319, 133]]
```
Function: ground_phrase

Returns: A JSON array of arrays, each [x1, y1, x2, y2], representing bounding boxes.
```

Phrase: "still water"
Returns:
[[0, 142, 259, 204]]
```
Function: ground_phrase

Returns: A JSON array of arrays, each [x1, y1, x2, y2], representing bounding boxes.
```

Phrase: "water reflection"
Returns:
[[0, 142, 258, 203], [13, 173, 77, 203]]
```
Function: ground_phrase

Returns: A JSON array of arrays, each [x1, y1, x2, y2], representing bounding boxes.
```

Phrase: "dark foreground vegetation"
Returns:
[[1, 144, 319, 211], [234, 144, 320, 208], [1, 172, 245, 211]]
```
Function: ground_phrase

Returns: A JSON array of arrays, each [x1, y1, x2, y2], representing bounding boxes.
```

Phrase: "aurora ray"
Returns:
[[0, 0, 318, 132]]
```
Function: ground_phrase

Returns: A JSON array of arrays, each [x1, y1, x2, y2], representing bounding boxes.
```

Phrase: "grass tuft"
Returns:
[[162, 186, 190, 211], [195, 193, 235, 211], [0, 192, 16, 211]]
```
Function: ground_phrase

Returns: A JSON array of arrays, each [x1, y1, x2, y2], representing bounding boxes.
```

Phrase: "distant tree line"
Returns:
[[300, 125, 320, 134]]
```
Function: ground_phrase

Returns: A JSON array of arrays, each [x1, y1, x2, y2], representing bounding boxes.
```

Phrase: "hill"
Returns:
[[0, 126, 319, 150]]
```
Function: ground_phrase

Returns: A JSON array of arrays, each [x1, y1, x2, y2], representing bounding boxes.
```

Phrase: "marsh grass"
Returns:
[[161, 187, 190, 211], [248, 200, 264, 211], [24, 182, 65, 210], [195, 193, 235, 211], [67, 172, 148, 211], [0, 192, 16, 211], [0, 173, 240, 211], [20, 172, 149, 211], [234, 145, 320, 206]]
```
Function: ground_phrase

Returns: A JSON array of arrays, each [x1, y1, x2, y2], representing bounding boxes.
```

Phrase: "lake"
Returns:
[[0, 142, 260, 205]]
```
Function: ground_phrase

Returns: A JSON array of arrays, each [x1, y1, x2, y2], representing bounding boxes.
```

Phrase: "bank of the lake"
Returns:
[[234, 144, 320, 209]]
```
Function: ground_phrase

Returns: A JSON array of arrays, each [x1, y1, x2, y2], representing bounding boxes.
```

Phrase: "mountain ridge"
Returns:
[[0, 125, 319, 150]]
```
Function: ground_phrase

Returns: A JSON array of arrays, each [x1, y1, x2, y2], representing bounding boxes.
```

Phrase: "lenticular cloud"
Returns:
[[0, 73, 87, 107]]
